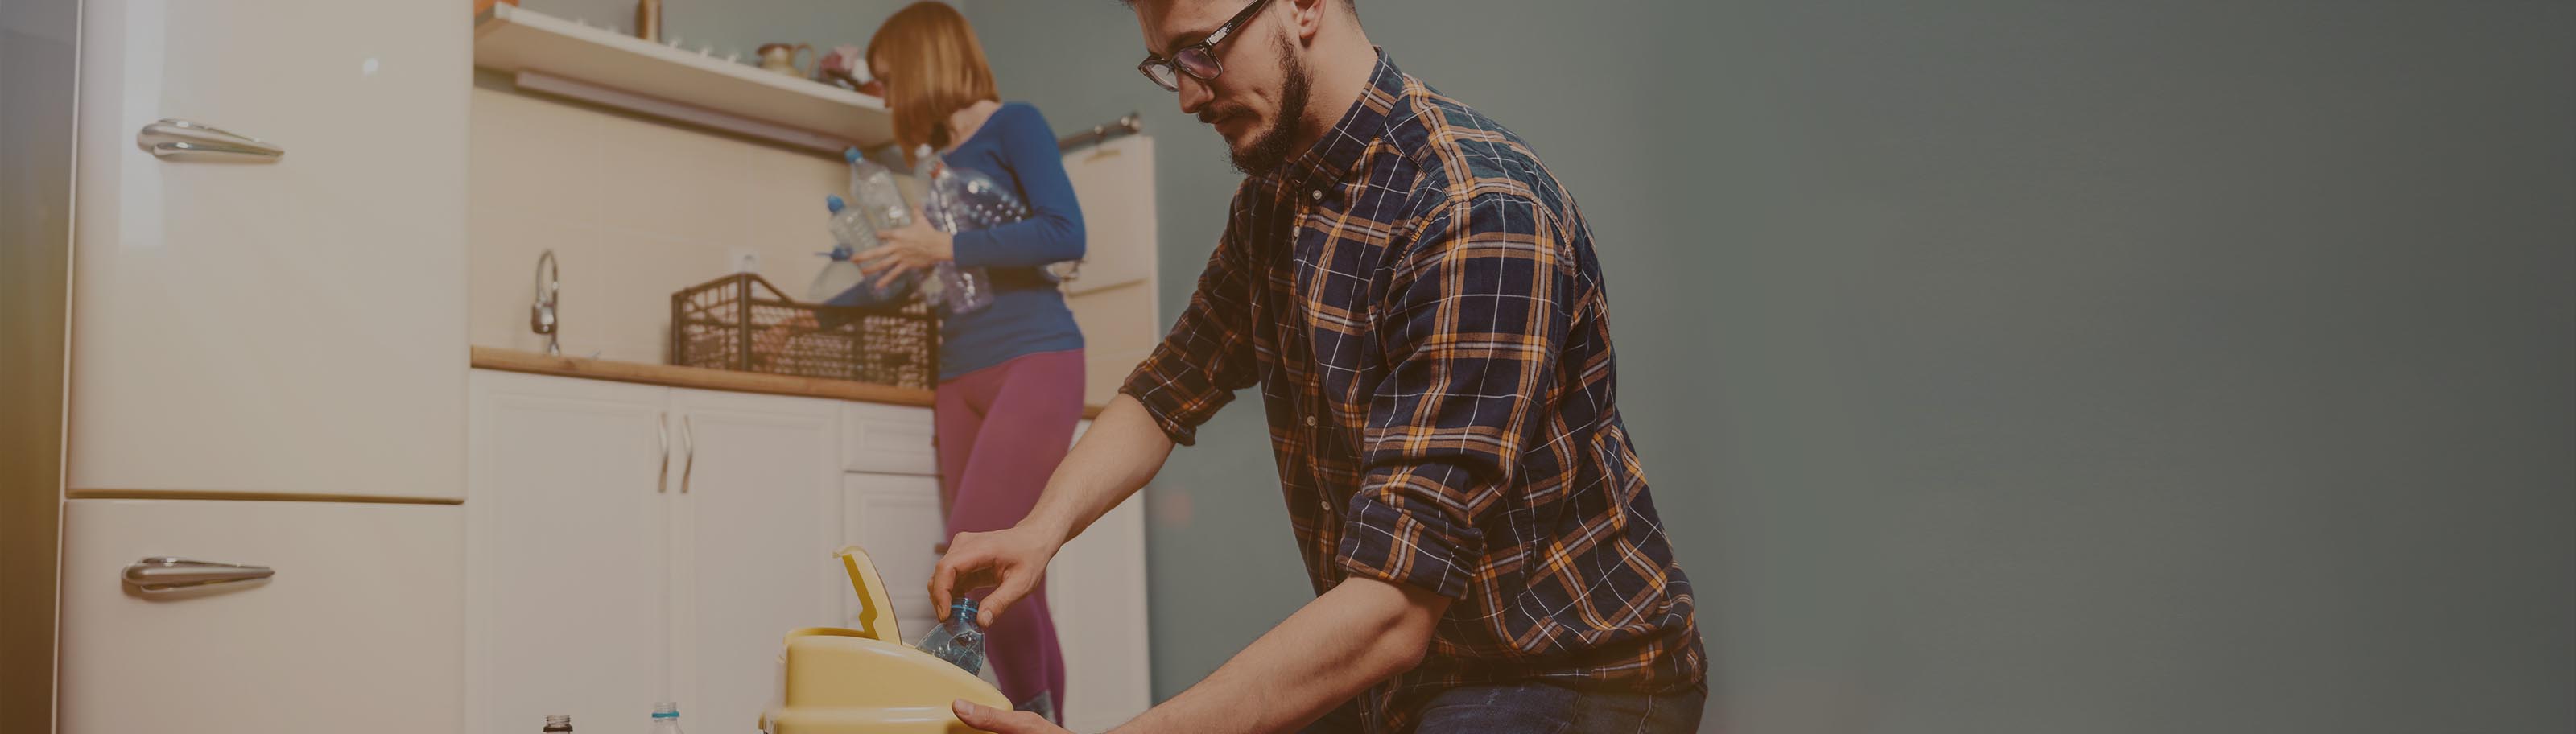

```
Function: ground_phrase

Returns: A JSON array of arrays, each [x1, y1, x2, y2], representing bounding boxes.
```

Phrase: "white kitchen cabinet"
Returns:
[[467, 371, 673, 734], [839, 417, 1157, 729], [470, 371, 1153, 732], [469, 373, 847, 734], [840, 402, 939, 475], [667, 388, 846, 733], [67, 0, 468, 501], [843, 471, 949, 639], [1050, 494, 1154, 732], [58, 498, 462, 734], [1048, 419, 1158, 732]]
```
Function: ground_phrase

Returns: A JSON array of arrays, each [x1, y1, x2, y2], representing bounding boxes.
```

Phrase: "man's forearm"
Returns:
[[1023, 394, 1175, 543], [1108, 578, 1450, 734]]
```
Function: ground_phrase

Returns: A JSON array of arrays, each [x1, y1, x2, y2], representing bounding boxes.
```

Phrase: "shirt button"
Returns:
[[1310, 189, 1323, 201], [1319, 498, 1332, 511], [1304, 415, 1317, 427]]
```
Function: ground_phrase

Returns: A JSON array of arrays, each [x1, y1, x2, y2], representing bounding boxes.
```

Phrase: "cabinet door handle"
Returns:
[[657, 411, 671, 493], [122, 557, 274, 594], [679, 414, 696, 494], [135, 118, 284, 161]]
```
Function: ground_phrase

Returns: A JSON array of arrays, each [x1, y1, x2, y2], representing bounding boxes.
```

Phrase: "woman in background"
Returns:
[[859, 1, 1082, 720]]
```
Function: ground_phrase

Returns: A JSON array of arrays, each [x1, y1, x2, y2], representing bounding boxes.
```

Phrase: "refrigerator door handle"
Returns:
[[135, 118, 285, 161], [122, 557, 275, 594]]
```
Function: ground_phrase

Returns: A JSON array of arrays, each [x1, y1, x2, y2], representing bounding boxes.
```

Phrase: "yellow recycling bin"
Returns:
[[761, 545, 1010, 734]]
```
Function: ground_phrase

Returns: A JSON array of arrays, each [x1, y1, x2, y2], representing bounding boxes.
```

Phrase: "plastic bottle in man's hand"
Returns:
[[916, 596, 988, 675]]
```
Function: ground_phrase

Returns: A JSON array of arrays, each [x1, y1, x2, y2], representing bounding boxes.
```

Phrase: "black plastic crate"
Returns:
[[669, 273, 937, 390]]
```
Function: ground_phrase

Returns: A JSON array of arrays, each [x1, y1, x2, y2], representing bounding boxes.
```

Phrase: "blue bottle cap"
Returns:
[[825, 195, 847, 213], [844, 147, 862, 163]]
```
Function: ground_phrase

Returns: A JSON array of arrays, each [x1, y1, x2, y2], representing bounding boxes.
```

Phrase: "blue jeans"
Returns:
[[1302, 681, 1708, 734]]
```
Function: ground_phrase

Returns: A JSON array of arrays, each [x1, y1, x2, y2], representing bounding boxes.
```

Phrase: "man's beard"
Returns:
[[1224, 35, 1311, 176]]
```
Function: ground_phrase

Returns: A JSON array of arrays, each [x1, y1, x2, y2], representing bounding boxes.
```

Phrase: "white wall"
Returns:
[[467, 85, 854, 362], [464, 0, 967, 365]]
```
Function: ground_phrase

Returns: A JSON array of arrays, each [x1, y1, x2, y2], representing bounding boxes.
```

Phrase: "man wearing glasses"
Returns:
[[935, 1, 1706, 732]]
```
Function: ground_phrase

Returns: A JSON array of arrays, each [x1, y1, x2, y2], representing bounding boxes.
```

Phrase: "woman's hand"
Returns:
[[858, 213, 954, 290]]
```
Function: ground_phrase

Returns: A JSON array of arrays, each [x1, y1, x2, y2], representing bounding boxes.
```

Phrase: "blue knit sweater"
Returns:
[[935, 102, 1085, 381]]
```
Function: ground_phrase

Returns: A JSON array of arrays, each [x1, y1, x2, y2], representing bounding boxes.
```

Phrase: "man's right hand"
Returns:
[[928, 395, 1181, 627], [930, 521, 1066, 626]]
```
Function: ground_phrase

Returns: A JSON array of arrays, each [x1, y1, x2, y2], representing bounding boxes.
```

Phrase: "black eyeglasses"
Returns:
[[1137, 0, 1277, 92]]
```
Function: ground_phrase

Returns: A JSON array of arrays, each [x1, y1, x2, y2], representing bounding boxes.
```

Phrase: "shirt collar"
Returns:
[[1267, 48, 1406, 198]]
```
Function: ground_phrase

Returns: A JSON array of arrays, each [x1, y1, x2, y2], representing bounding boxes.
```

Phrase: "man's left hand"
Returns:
[[858, 214, 955, 290], [952, 699, 1069, 734]]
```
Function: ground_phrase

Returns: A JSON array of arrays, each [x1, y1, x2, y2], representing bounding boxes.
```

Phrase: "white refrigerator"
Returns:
[[45, 0, 472, 732]]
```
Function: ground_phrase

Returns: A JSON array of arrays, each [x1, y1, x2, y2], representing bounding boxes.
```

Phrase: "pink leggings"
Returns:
[[935, 348, 1081, 715]]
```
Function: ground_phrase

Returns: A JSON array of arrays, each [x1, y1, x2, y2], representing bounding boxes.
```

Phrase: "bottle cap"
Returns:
[[825, 195, 847, 213], [844, 147, 862, 163]]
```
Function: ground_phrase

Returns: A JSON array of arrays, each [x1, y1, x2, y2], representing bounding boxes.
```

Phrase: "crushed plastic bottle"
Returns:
[[914, 145, 1083, 288], [911, 146, 995, 315], [915, 596, 988, 675]]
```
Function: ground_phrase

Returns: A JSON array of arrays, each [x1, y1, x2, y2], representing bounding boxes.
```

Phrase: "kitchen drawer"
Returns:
[[59, 498, 463, 734], [840, 402, 939, 475]]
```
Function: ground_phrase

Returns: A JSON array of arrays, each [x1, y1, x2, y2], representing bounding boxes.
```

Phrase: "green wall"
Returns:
[[964, 1, 2571, 731]]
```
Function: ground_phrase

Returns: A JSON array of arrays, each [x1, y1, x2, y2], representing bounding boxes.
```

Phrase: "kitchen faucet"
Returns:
[[531, 249, 561, 357]]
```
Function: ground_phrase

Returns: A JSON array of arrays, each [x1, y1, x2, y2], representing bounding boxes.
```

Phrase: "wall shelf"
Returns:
[[473, 4, 890, 153]]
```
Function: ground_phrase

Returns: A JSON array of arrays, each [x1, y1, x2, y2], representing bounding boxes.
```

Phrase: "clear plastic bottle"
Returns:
[[915, 596, 988, 675], [807, 195, 880, 307], [912, 146, 994, 315], [649, 701, 685, 734], [844, 147, 947, 303], [846, 148, 914, 233], [819, 193, 932, 307]]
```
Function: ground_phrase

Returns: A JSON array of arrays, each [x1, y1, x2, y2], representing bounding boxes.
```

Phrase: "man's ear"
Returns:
[[1287, 0, 1327, 43]]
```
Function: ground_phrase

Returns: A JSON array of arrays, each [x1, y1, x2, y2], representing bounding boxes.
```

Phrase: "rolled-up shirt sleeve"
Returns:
[[1335, 192, 1570, 599], [1117, 192, 1261, 446]]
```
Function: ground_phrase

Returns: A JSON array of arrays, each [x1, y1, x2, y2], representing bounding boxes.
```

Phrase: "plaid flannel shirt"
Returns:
[[1120, 52, 1704, 732]]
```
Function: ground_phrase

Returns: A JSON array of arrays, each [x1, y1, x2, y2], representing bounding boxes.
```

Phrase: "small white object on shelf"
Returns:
[[473, 4, 892, 153]]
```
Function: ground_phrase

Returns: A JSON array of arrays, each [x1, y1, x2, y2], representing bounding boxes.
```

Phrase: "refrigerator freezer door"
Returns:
[[58, 498, 462, 734]]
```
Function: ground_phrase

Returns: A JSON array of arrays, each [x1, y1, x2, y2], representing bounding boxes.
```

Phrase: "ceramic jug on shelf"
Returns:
[[757, 43, 815, 76]]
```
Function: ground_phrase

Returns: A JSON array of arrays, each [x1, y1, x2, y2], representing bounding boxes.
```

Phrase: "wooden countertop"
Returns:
[[471, 347, 1106, 417]]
